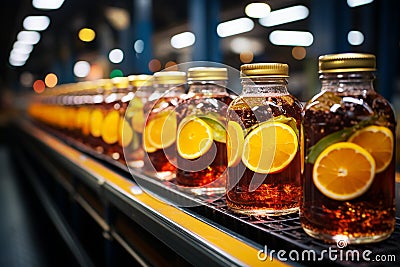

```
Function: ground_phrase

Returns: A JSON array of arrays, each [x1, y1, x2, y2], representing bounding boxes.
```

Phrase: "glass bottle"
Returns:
[[142, 71, 186, 180], [101, 76, 130, 162], [301, 53, 396, 244], [87, 79, 111, 153], [124, 74, 154, 168], [175, 67, 233, 194], [226, 63, 302, 216]]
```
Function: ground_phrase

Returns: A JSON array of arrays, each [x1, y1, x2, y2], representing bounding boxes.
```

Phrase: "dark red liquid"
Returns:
[[301, 91, 396, 241], [226, 95, 302, 215]]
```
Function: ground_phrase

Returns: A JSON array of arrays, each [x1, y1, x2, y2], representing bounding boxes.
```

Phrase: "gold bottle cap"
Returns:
[[111, 76, 129, 89], [319, 53, 376, 73], [128, 74, 153, 87], [153, 71, 186, 85], [187, 67, 228, 81], [240, 63, 289, 78]]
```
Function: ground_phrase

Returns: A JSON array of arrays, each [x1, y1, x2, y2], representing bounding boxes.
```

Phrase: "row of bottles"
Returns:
[[27, 53, 396, 245]]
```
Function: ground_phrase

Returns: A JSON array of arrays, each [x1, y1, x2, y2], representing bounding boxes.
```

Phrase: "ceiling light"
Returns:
[[269, 30, 314, 46], [13, 42, 34, 53], [347, 31, 364, 45], [259, 5, 309, 27], [217, 18, 254, 38], [105, 7, 130, 30], [23, 16, 50, 31], [108, 49, 124, 64], [347, 0, 374, 7], [17, 31, 41, 44], [32, 0, 65, 10], [245, 3, 271, 18], [170, 32, 196, 49], [10, 51, 30, 62], [9, 57, 26, 67]]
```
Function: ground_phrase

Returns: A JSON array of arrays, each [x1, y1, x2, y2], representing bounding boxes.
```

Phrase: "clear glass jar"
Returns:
[[301, 53, 396, 244], [124, 74, 154, 168], [142, 71, 186, 180], [226, 63, 302, 216], [175, 67, 233, 194]]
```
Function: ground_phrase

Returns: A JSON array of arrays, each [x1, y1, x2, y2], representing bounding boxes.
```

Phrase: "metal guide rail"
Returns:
[[21, 120, 400, 266]]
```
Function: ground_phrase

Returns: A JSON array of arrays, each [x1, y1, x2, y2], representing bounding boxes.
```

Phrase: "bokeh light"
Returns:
[[78, 28, 96, 42], [110, 69, 123, 78], [165, 61, 178, 71], [20, 71, 34, 87], [45, 73, 58, 87], [292, 46, 307, 60], [73, 60, 91, 78], [33, 79, 45, 93], [239, 51, 254, 63], [109, 49, 124, 64], [148, 59, 162, 72]]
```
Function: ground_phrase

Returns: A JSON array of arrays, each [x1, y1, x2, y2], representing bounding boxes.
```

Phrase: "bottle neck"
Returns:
[[241, 77, 289, 95], [187, 80, 228, 95], [319, 72, 375, 94]]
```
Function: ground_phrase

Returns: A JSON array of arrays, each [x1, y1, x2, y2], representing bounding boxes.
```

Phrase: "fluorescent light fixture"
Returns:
[[217, 17, 254, 38], [32, 0, 65, 10], [347, 0, 374, 7], [269, 30, 314, 46], [13, 42, 34, 54], [17, 31, 41, 44], [9, 57, 26, 67], [108, 49, 124, 64], [23, 16, 50, 31], [245, 3, 271, 18], [259, 5, 309, 27], [170, 32, 196, 49], [10, 51, 30, 62], [347, 30, 364, 45], [73, 61, 91, 78]]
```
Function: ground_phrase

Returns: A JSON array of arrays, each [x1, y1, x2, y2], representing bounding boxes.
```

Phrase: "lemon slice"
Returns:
[[227, 121, 244, 167], [177, 117, 213, 159], [313, 142, 375, 201], [242, 121, 298, 174], [348, 125, 393, 173], [118, 117, 134, 148]]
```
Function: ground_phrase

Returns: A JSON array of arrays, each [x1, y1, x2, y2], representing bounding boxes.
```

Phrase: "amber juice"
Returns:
[[176, 95, 232, 190], [301, 91, 396, 242], [226, 95, 302, 215]]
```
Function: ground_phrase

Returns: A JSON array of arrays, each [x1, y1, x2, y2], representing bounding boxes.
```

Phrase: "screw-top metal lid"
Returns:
[[187, 67, 228, 81], [318, 53, 376, 73], [128, 74, 153, 87], [240, 63, 289, 78], [153, 71, 186, 85], [111, 76, 129, 89], [96, 78, 113, 90]]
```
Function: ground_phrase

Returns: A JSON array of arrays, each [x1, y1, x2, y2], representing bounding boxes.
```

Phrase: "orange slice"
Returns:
[[90, 109, 104, 137], [118, 117, 134, 148], [144, 110, 177, 149], [313, 142, 375, 201], [177, 117, 213, 159], [227, 121, 244, 167], [348, 125, 393, 173], [102, 110, 120, 144], [242, 121, 298, 174]]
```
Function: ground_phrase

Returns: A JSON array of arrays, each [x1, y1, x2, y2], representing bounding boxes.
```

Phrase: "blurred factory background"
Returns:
[[0, 0, 399, 104]]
